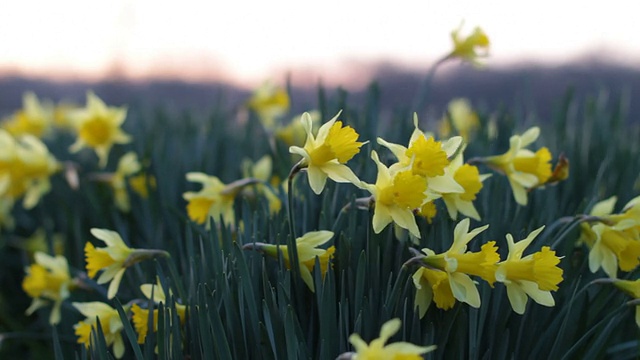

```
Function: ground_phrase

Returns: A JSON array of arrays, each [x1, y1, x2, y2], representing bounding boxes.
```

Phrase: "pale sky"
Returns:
[[1, 0, 638, 87]]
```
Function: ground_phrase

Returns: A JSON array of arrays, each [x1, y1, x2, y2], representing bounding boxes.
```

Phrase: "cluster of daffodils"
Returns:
[[408, 219, 563, 316], [578, 195, 640, 327]]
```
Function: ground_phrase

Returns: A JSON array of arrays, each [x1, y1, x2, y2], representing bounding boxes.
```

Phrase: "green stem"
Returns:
[[286, 161, 303, 290], [411, 55, 450, 113]]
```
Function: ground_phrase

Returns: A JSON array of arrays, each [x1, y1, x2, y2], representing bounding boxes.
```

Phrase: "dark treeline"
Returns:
[[0, 61, 638, 123]]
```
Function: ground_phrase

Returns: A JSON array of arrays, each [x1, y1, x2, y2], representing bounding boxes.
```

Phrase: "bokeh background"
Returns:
[[1, 0, 639, 119]]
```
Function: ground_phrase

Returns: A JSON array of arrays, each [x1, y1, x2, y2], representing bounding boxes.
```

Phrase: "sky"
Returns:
[[1, 0, 638, 87]]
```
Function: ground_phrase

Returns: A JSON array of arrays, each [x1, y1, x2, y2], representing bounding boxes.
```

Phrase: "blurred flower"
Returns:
[[246, 81, 290, 131], [359, 151, 426, 238], [183, 173, 252, 227], [17, 228, 65, 260], [440, 147, 491, 221], [289, 111, 363, 194], [275, 110, 321, 147], [410, 219, 497, 308], [92, 152, 154, 212], [52, 101, 79, 129], [73, 301, 126, 358], [448, 23, 490, 65], [69, 92, 131, 167], [2, 92, 53, 138], [340, 318, 436, 359], [85, 228, 168, 299], [22, 252, 74, 324], [0, 130, 60, 209], [611, 279, 640, 328], [495, 226, 563, 314], [243, 230, 335, 292], [131, 280, 186, 344], [241, 155, 282, 214], [438, 98, 480, 140], [480, 127, 553, 205]]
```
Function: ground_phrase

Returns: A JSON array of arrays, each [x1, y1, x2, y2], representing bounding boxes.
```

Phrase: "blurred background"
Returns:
[[1, 0, 638, 119]]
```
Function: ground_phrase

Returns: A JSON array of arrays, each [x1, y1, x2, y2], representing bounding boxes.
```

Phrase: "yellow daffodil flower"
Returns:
[[377, 115, 464, 196], [341, 318, 436, 359], [359, 151, 426, 238], [448, 23, 490, 65], [246, 81, 290, 131], [22, 252, 74, 324], [183, 173, 240, 227], [438, 98, 480, 140], [85, 228, 168, 299], [105, 152, 142, 212], [412, 219, 498, 308], [69, 92, 131, 167], [289, 111, 364, 194], [440, 148, 491, 221], [131, 281, 187, 343], [2, 92, 53, 138], [73, 301, 126, 358], [0, 130, 60, 209], [611, 279, 640, 328], [412, 266, 456, 317], [495, 226, 563, 314], [275, 110, 321, 147], [578, 196, 640, 277], [243, 230, 335, 292], [482, 127, 552, 205]]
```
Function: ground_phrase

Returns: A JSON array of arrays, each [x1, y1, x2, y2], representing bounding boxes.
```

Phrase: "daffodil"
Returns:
[[90, 151, 142, 212], [411, 219, 498, 308], [183, 173, 243, 227], [131, 280, 187, 343], [275, 110, 321, 147], [340, 318, 436, 359], [495, 226, 563, 314], [377, 114, 464, 196], [578, 196, 640, 277], [0, 130, 60, 209], [611, 279, 640, 328], [481, 127, 553, 205], [359, 151, 426, 238], [73, 301, 126, 358], [243, 230, 335, 292], [448, 23, 490, 65], [438, 98, 480, 140], [412, 266, 456, 317], [22, 252, 74, 324], [246, 81, 290, 131], [289, 111, 364, 194], [440, 148, 491, 221], [69, 92, 131, 167], [85, 228, 168, 299], [2, 92, 53, 138]]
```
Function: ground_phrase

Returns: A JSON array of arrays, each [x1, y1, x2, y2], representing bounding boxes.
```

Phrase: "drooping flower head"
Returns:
[[241, 155, 282, 214], [73, 301, 126, 358], [183, 172, 241, 228], [84, 228, 168, 299], [243, 230, 335, 292], [482, 127, 553, 205], [342, 318, 436, 359], [69, 92, 131, 167], [22, 252, 74, 324], [289, 111, 364, 194], [495, 226, 564, 314], [438, 98, 480, 140]]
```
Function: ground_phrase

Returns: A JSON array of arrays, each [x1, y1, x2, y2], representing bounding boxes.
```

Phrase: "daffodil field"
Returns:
[[2, 27, 640, 359]]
